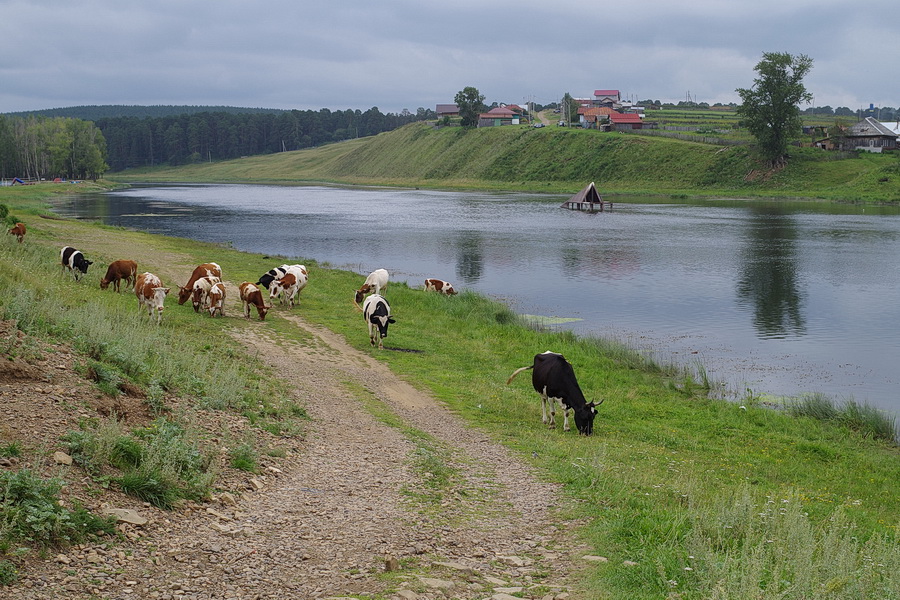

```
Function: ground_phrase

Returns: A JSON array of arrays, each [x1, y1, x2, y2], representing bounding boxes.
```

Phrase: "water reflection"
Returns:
[[455, 231, 484, 283], [736, 207, 806, 339]]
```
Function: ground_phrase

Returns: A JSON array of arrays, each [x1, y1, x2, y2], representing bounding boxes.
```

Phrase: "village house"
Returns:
[[840, 117, 898, 152], [477, 106, 519, 127], [593, 90, 622, 108], [436, 104, 459, 118]]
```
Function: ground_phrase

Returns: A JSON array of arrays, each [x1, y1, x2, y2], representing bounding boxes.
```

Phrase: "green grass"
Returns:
[[107, 122, 900, 203], [2, 184, 900, 598]]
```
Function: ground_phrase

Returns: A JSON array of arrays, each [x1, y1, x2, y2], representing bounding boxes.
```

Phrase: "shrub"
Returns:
[[0, 560, 17, 586], [0, 469, 116, 549], [229, 444, 258, 473]]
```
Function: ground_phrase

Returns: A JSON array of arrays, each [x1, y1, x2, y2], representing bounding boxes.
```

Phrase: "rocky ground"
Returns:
[[1, 295, 598, 599]]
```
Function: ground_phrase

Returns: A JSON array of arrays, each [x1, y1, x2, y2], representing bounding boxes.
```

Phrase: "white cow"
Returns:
[[136, 272, 170, 325], [355, 268, 389, 304]]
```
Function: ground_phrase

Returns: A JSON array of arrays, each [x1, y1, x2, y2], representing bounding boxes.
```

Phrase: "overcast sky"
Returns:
[[1, 0, 897, 114]]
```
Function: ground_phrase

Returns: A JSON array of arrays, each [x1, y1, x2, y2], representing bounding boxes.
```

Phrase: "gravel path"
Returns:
[[12, 306, 586, 599]]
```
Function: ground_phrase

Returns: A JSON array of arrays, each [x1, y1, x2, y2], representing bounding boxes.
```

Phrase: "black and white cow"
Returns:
[[257, 265, 289, 292], [60, 246, 93, 281], [362, 294, 395, 349], [506, 351, 602, 435]]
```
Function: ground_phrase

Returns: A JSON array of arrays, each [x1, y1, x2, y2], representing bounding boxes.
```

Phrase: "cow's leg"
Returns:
[[542, 388, 556, 428], [560, 401, 571, 431]]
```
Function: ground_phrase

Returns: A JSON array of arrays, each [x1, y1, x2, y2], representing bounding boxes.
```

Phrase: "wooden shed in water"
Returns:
[[560, 182, 611, 211]]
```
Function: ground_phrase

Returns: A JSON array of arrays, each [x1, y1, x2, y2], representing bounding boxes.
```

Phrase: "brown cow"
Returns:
[[7, 223, 25, 243], [177, 263, 222, 305], [424, 278, 458, 295], [239, 282, 271, 320], [100, 259, 138, 292]]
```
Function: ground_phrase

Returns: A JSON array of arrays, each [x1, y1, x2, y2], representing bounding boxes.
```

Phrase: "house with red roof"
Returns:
[[477, 106, 519, 127], [609, 112, 643, 130], [594, 90, 621, 107]]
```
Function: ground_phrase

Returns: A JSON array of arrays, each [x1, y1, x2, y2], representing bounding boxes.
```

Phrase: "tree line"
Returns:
[[96, 107, 434, 170], [0, 106, 436, 177], [0, 115, 108, 181]]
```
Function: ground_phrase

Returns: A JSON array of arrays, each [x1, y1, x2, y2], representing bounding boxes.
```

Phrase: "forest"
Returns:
[[0, 105, 435, 178]]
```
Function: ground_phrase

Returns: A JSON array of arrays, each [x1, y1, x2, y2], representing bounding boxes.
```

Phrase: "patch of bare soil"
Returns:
[[4, 301, 588, 599]]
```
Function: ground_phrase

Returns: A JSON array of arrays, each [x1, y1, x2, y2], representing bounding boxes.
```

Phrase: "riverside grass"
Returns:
[[109, 121, 900, 203], [3, 185, 900, 598]]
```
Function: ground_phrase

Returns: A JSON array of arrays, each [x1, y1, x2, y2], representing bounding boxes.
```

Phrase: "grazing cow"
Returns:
[[270, 270, 308, 308], [239, 282, 271, 320], [178, 263, 222, 305], [206, 281, 226, 317], [257, 265, 288, 291], [424, 278, 458, 295], [362, 294, 395, 349], [354, 268, 389, 305], [135, 272, 170, 325], [7, 223, 25, 243], [60, 246, 93, 281], [506, 351, 602, 435], [190, 276, 221, 312], [100, 259, 138, 292]]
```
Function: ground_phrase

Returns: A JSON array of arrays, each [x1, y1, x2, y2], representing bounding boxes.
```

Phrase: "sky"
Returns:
[[1, 0, 898, 115]]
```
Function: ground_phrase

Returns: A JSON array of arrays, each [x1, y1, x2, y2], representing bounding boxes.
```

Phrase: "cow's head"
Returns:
[[574, 398, 604, 436], [355, 284, 373, 305], [99, 278, 110, 290], [257, 303, 272, 321], [177, 286, 192, 305], [78, 259, 93, 274]]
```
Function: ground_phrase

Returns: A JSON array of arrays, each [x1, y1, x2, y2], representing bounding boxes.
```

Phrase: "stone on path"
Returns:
[[101, 508, 148, 525]]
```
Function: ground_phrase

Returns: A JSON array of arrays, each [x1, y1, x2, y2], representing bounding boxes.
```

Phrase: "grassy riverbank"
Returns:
[[2, 183, 899, 598], [108, 122, 900, 203]]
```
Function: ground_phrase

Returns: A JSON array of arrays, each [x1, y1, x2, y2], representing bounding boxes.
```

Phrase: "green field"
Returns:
[[109, 121, 900, 203], [1, 184, 898, 598]]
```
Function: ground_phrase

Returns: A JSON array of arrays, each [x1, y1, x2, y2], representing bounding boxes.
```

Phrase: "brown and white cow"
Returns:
[[270, 269, 308, 308], [177, 262, 222, 305], [190, 275, 221, 313], [239, 282, 271, 320], [354, 268, 389, 305], [206, 281, 226, 317], [7, 223, 25, 243], [100, 259, 138, 292], [135, 272, 170, 325], [424, 278, 457, 295]]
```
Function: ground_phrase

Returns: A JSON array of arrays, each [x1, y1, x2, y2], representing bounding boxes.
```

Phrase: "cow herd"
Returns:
[[48, 242, 602, 435]]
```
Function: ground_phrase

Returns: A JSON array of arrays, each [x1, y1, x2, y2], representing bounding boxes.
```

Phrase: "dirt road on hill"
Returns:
[[6, 218, 589, 599]]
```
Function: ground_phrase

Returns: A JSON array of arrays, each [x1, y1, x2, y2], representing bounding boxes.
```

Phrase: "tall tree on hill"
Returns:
[[454, 86, 486, 128], [561, 93, 579, 127], [736, 52, 813, 167]]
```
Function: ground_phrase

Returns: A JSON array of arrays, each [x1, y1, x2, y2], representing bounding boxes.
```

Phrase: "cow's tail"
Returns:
[[352, 297, 364, 313], [506, 365, 533, 385]]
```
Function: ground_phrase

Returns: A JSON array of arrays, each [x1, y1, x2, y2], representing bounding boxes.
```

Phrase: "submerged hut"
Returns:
[[560, 182, 610, 211]]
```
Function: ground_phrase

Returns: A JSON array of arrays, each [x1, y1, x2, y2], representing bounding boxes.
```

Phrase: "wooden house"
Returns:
[[841, 117, 898, 152], [477, 106, 518, 127]]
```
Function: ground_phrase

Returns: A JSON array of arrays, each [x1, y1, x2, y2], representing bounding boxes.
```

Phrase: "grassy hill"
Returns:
[[110, 122, 900, 202]]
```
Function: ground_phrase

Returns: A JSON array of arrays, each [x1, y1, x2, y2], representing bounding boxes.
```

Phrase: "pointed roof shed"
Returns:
[[561, 182, 603, 207]]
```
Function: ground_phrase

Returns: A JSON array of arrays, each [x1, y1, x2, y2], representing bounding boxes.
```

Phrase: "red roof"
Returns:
[[594, 89, 620, 97], [609, 112, 642, 123]]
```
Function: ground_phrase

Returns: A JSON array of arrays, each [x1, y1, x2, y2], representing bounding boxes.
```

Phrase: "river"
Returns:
[[52, 183, 900, 415]]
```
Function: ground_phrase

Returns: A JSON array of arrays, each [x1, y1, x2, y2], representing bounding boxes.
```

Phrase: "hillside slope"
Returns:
[[112, 123, 900, 201]]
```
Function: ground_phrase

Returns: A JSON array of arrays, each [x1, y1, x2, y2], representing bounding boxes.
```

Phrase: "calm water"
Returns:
[[52, 184, 900, 414]]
